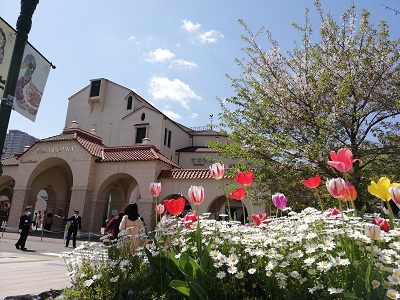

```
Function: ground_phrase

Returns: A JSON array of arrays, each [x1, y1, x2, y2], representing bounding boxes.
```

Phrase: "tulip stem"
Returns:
[[386, 201, 395, 230], [314, 189, 324, 212]]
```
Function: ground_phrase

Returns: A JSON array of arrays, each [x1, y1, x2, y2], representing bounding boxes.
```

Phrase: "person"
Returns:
[[44, 212, 53, 231], [36, 211, 42, 230], [57, 210, 82, 248], [32, 212, 38, 230], [105, 212, 124, 239], [119, 203, 144, 252], [15, 207, 34, 250]]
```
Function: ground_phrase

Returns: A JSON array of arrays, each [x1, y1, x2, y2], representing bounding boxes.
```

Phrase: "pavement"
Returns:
[[0, 229, 104, 299]]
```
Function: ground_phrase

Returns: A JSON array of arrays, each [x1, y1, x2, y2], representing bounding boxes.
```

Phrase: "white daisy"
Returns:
[[387, 289, 400, 300], [216, 271, 226, 279]]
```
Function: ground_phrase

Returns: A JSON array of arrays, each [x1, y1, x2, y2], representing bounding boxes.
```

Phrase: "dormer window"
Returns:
[[134, 123, 149, 144], [90, 80, 101, 97], [127, 96, 133, 110]]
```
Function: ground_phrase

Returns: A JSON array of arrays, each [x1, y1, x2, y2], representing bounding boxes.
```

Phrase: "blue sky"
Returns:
[[2, 0, 399, 139]]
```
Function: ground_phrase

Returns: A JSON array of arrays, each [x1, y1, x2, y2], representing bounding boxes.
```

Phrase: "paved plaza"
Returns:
[[0, 230, 101, 299]]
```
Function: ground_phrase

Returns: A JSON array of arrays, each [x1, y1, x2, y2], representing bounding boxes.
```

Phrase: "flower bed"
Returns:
[[60, 150, 400, 299]]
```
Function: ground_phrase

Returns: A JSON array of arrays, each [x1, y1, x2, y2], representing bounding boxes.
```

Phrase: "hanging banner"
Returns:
[[13, 43, 52, 121], [0, 16, 53, 122], [0, 17, 16, 92]]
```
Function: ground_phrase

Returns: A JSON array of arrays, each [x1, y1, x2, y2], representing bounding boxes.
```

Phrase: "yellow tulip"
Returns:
[[368, 177, 398, 201]]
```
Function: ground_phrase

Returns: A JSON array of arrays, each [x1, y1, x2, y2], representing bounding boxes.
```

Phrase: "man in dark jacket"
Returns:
[[15, 207, 34, 250], [61, 210, 82, 248]]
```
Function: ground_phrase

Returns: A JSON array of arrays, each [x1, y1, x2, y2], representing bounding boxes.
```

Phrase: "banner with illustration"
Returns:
[[0, 17, 16, 93], [0, 16, 52, 122]]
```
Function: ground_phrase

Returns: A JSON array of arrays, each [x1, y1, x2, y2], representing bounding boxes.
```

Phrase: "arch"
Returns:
[[95, 173, 140, 228], [24, 157, 74, 230], [207, 195, 249, 222]]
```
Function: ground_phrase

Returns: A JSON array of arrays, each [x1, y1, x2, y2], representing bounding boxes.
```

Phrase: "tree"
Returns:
[[208, 1, 400, 211]]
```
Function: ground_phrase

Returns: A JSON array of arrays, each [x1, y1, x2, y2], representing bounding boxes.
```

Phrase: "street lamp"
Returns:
[[0, 0, 39, 175]]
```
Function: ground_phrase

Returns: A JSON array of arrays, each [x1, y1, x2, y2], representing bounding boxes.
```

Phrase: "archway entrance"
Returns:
[[208, 195, 249, 223]]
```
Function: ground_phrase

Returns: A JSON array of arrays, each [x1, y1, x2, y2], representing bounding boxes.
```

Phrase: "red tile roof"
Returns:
[[101, 146, 181, 168], [3, 128, 181, 168], [158, 168, 214, 180], [1, 156, 19, 166]]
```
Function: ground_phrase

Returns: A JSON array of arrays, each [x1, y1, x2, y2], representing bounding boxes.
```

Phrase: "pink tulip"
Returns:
[[156, 204, 165, 214], [326, 178, 346, 199], [188, 185, 204, 205], [365, 224, 381, 240], [327, 148, 362, 172], [272, 193, 287, 210], [251, 213, 269, 227], [150, 182, 162, 197], [389, 186, 400, 205], [210, 163, 225, 180]]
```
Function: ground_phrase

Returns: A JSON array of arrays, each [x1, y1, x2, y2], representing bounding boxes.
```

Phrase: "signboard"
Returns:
[[0, 17, 52, 122]]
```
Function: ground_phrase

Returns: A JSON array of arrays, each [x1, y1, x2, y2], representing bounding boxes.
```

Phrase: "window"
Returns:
[[127, 96, 133, 110], [167, 130, 172, 148], [90, 80, 101, 97], [164, 128, 168, 146], [135, 127, 147, 144]]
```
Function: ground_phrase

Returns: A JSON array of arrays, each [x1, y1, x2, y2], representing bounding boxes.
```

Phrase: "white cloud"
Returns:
[[182, 19, 224, 44], [145, 48, 175, 63], [169, 59, 198, 70], [162, 110, 182, 120], [189, 113, 199, 119], [149, 76, 202, 109], [182, 20, 201, 33], [128, 35, 136, 42], [199, 30, 224, 44]]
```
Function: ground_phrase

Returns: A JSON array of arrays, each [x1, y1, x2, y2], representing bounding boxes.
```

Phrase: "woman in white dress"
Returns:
[[119, 203, 143, 252]]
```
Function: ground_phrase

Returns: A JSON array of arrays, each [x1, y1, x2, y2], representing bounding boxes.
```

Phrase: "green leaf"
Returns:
[[352, 275, 366, 299], [178, 252, 200, 279], [189, 281, 209, 300], [343, 291, 361, 299], [170, 280, 190, 296]]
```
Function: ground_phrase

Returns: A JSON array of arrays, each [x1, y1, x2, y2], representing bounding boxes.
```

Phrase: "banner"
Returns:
[[0, 16, 52, 122], [0, 17, 16, 92]]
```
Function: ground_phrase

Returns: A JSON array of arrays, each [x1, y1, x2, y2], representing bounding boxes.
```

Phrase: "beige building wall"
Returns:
[[1, 78, 268, 234]]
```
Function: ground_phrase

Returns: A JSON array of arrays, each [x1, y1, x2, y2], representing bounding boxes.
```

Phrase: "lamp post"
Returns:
[[0, 0, 39, 175]]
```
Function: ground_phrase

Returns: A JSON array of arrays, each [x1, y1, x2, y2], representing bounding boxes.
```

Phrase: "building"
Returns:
[[0, 78, 265, 234], [2, 129, 37, 159]]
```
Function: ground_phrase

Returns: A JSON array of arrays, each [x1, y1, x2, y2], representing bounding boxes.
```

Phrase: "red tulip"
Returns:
[[235, 170, 254, 186], [164, 197, 185, 216], [150, 182, 162, 197], [180, 211, 198, 229], [327, 148, 362, 173], [374, 218, 390, 233], [302, 175, 321, 189], [251, 213, 269, 228], [210, 163, 225, 180], [325, 208, 341, 218], [228, 188, 246, 200], [340, 182, 357, 201]]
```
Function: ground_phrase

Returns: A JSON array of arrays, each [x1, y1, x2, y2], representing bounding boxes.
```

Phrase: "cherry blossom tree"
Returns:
[[209, 1, 400, 210]]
